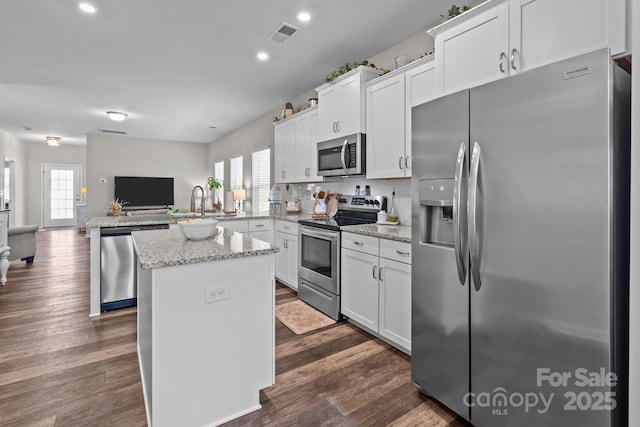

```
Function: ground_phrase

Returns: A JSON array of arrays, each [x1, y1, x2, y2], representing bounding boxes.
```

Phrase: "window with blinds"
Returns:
[[214, 161, 224, 209], [252, 148, 271, 213], [229, 156, 243, 191]]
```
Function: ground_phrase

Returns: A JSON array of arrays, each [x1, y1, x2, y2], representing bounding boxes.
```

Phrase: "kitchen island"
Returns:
[[132, 225, 278, 427]]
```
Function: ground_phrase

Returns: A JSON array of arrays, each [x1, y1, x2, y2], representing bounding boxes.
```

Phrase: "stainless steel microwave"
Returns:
[[317, 134, 366, 177]]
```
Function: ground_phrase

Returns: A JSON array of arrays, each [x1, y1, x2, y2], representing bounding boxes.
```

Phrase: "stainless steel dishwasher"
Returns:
[[100, 224, 169, 311]]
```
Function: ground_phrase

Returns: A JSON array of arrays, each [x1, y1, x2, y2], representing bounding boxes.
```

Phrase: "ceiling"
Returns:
[[0, 0, 475, 147]]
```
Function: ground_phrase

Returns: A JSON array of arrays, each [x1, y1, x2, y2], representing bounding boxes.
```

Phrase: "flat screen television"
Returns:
[[114, 176, 174, 208]]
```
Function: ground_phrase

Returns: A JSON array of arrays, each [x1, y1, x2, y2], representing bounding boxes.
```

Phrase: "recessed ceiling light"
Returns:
[[257, 52, 269, 61], [297, 11, 311, 22], [45, 136, 61, 146], [78, 3, 98, 13], [106, 111, 128, 121]]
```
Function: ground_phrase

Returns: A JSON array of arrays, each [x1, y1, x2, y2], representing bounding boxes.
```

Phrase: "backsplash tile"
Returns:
[[277, 178, 412, 225]]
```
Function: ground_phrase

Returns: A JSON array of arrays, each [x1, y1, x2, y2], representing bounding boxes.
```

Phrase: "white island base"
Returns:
[[137, 253, 275, 427]]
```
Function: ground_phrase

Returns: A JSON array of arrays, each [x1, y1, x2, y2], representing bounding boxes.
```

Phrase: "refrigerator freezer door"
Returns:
[[469, 49, 618, 426], [411, 90, 470, 420]]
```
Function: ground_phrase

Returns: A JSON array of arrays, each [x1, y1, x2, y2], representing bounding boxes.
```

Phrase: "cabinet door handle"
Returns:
[[353, 241, 364, 246], [306, 167, 310, 177], [255, 224, 264, 228], [379, 267, 383, 280], [405, 155, 410, 169], [283, 226, 290, 230], [372, 265, 377, 279], [396, 250, 410, 256], [498, 52, 507, 73], [337, 121, 340, 132], [510, 48, 518, 71]]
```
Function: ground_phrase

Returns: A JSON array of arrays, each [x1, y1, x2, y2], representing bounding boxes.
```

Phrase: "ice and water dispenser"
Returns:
[[419, 179, 455, 246]]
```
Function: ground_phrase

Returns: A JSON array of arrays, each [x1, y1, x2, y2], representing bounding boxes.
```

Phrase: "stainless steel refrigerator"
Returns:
[[411, 48, 630, 426]]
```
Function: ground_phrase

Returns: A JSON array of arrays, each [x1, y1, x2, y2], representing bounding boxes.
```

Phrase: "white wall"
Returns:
[[0, 130, 27, 226], [208, 88, 316, 213], [24, 142, 87, 226], [86, 133, 209, 219], [628, 0, 638, 422], [367, 28, 435, 72]]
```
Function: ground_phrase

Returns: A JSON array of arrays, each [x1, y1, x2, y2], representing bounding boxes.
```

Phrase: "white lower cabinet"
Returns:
[[274, 220, 298, 290], [341, 232, 412, 353], [378, 257, 411, 352], [341, 248, 379, 331], [248, 218, 274, 245]]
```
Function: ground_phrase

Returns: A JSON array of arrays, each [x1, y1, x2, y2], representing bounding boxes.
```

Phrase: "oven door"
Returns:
[[298, 225, 340, 294]]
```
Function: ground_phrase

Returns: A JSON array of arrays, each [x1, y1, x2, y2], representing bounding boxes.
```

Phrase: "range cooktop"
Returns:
[[298, 195, 387, 231]]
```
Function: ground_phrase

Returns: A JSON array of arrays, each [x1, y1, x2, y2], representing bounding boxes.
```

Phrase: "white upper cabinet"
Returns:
[[366, 56, 435, 179], [316, 66, 381, 142], [430, 1, 510, 95], [274, 119, 296, 183], [274, 107, 322, 184], [294, 109, 322, 182], [509, 0, 626, 72], [429, 0, 629, 96], [366, 73, 407, 179]]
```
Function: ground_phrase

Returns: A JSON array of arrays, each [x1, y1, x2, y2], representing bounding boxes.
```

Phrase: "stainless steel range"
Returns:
[[298, 195, 386, 320]]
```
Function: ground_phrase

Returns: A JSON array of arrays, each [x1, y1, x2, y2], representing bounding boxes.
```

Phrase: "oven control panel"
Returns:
[[337, 195, 387, 211]]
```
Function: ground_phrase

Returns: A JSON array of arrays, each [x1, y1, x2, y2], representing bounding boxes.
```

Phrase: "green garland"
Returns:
[[324, 61, 390, 83]]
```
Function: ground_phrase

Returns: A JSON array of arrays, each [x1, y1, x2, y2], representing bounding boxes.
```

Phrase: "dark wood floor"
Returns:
[[0, 229, 466, 426]]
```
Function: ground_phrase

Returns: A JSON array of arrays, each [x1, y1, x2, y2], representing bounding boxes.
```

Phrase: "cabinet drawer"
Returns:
[[342, 232, 378, 255], [220, 219, 248, 233], [275, 220, 298, 235], [249, 218, 272, 232], [380, 239, 411, 264]]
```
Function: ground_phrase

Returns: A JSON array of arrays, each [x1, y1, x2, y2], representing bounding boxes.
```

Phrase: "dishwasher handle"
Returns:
[[100, 224, 169, 236]]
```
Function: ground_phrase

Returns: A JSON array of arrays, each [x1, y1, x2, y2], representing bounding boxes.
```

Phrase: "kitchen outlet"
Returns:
[[205, 284, 229, 304], [99, 178, 107, 184]]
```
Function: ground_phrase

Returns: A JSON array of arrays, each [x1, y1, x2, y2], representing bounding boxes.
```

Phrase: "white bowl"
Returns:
[[178, 219, 218, 240]]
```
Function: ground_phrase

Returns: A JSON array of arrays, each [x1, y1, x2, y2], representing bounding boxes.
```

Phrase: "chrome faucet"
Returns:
[[190, 185, 206, 217]]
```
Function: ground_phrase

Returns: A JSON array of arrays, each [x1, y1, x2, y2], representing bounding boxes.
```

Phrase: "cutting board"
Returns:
[[326, 195, 338, 218]]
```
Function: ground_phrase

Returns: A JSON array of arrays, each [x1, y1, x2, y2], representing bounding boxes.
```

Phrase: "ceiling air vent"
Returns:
[[268, 22, 300, 43], [98, 128, 127, 135]]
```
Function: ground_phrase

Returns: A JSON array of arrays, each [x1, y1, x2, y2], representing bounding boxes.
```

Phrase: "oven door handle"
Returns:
[[300, 226, 338, 241]]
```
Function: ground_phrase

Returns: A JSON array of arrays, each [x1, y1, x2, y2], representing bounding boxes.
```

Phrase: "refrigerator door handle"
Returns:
[[468, 141, 482, 291], [453, 141, 468, 285]]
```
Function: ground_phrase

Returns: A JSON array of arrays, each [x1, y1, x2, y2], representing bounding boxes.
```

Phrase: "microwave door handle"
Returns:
[[341, 139, 348, 174]]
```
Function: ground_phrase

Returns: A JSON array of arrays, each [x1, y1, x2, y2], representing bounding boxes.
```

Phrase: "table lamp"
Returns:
[[233, 188, 246, 212], [81, 186, 87, 204]]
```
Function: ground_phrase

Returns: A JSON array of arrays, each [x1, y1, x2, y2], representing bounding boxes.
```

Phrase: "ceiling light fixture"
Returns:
[[257, 52, 269, 61], [78, 2, 98, 13], [297, 11, 311, 22], [106, 111, 128, 121], [45, 136, 61, 146]]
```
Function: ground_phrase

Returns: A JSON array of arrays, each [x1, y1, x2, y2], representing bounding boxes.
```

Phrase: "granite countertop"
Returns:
[[132, 226, 279, 269], [341, 223, 412, 243], [86, 211, 312, 228]]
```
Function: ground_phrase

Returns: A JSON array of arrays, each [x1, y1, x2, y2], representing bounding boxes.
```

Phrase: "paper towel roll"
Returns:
[[224, 191, 235, 213]]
